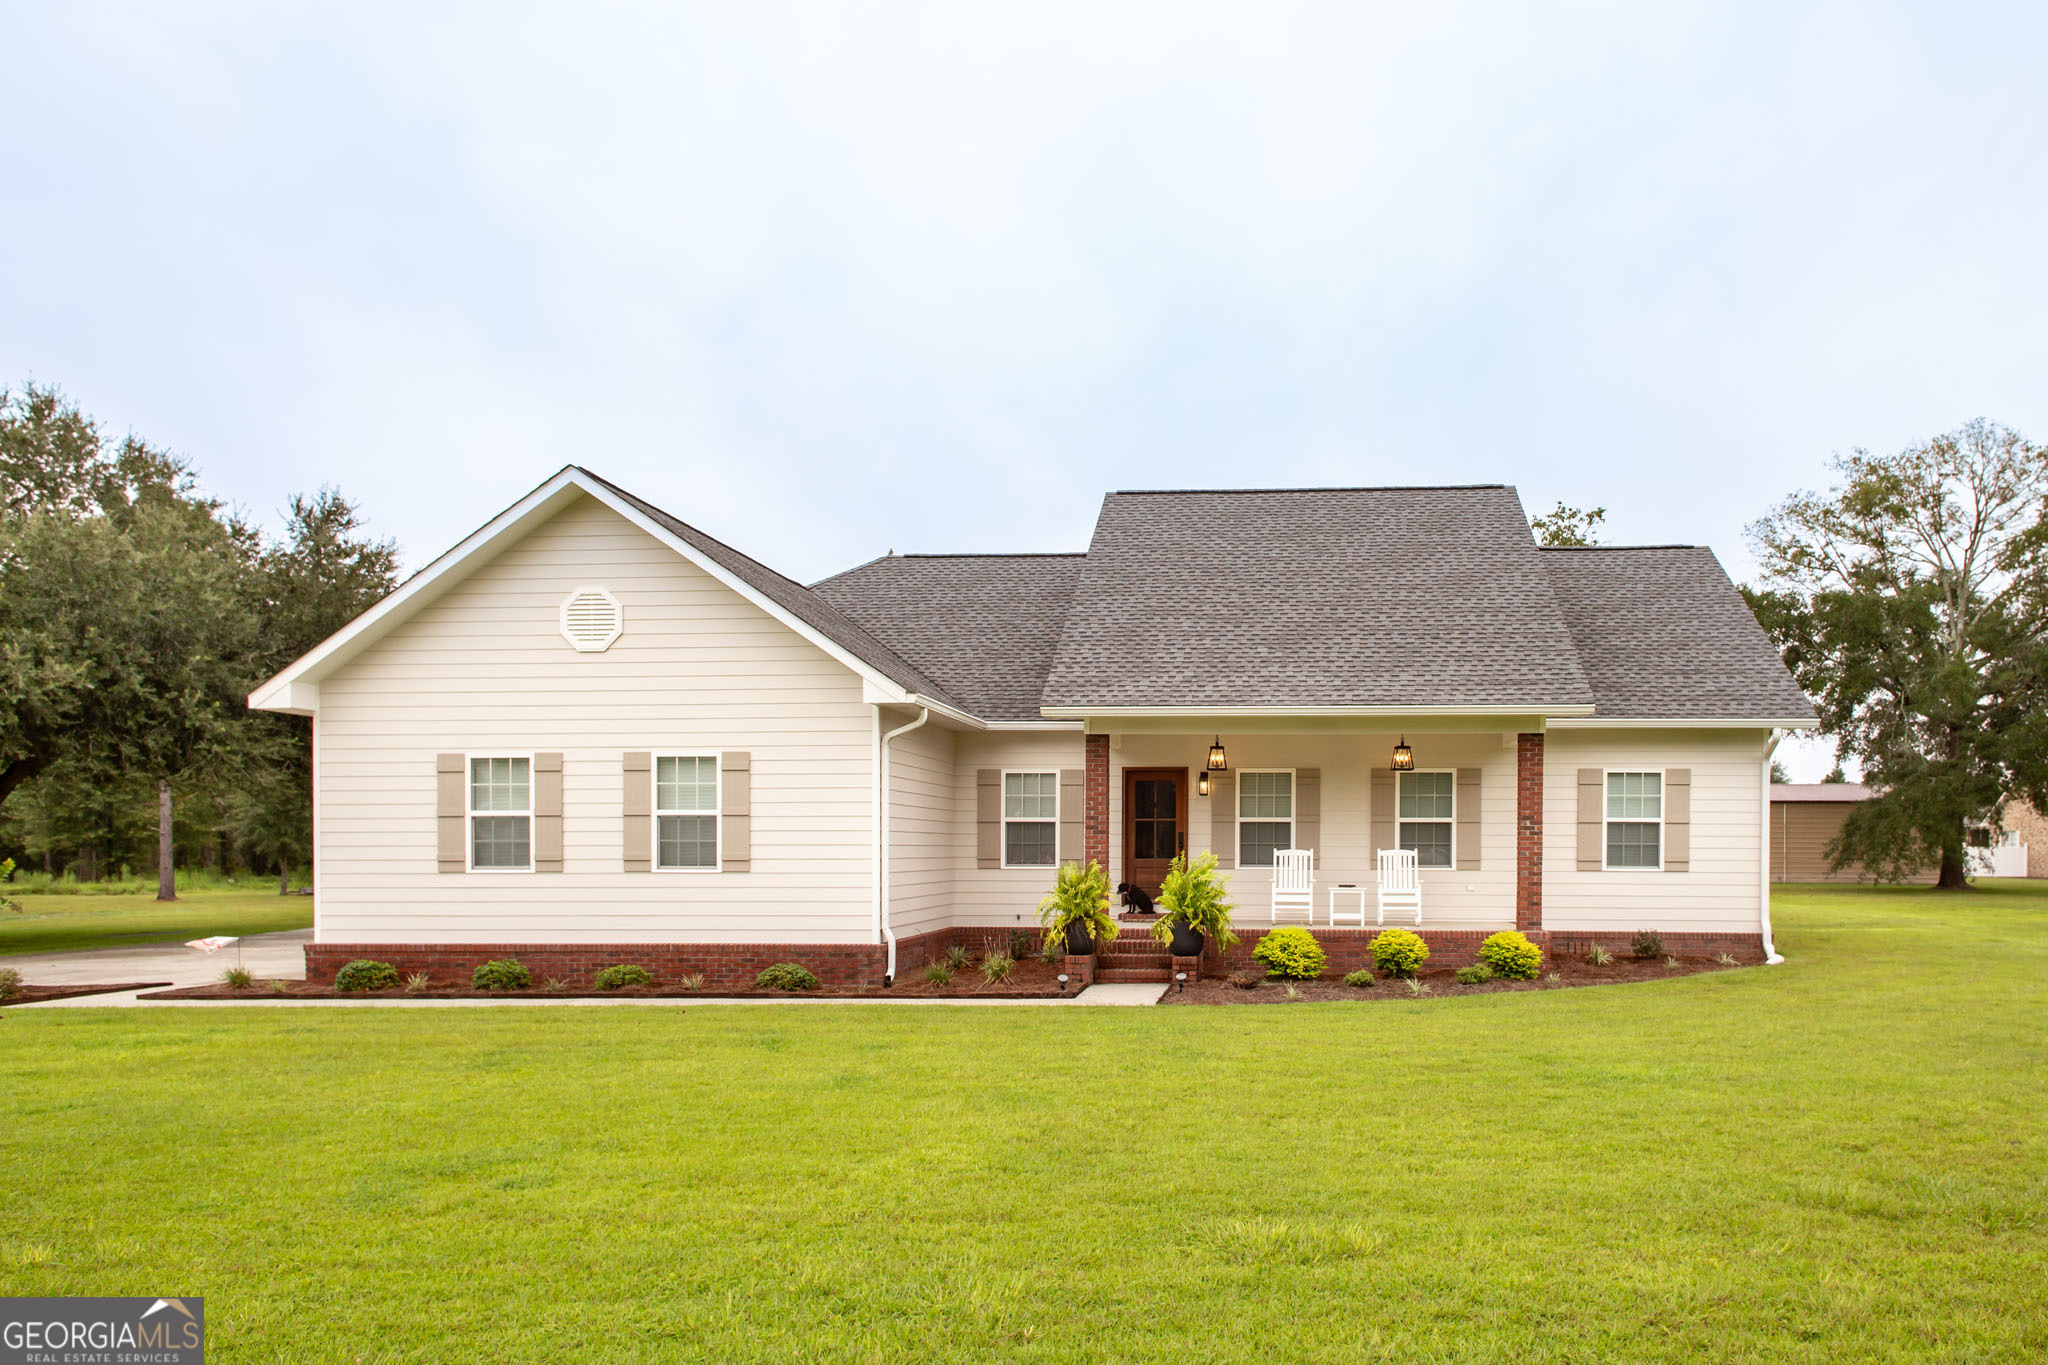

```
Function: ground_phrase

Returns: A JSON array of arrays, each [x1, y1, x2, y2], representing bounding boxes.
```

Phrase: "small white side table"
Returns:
[[1327, 884, 1367, 927]]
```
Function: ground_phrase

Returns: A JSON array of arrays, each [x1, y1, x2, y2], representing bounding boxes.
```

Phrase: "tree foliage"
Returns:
[[1530, 502, 1606, 547], [1746, 419, 2048, 886]]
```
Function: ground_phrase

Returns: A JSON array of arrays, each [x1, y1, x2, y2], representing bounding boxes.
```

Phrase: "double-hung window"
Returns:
[[1003, 772, 1057, 867], [656, 755, 720, 870], [1605, 771, 1662, 869], [1238, 771, 1294, 868], [470, 757, 532, 871], [1398, 770, 1455, 868]]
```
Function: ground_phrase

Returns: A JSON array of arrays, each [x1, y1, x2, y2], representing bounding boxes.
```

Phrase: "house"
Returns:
[[251, 468, 1818, 987], [1770, 784, 2037, 882]]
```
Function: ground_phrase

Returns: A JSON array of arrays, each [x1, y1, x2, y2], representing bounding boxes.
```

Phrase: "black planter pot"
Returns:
[[1169, 921, 1205, 957], [1064, 920, 1096, 956]]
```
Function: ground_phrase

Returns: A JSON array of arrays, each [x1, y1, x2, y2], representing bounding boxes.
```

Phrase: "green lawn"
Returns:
[[0, 885, 312, 955], [1, 884, 2042, 1362]]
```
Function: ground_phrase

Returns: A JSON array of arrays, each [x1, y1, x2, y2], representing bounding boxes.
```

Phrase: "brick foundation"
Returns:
[[1517, 732, 1543, 932], [1062, 953, 1096, 987], [305, 942, 887, 991]]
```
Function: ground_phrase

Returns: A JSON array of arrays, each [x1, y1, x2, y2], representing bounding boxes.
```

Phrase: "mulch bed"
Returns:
[[1161, 954, 1745, 1004], [1, 982, 171, 1007], [139, 957, 1073, 1003]]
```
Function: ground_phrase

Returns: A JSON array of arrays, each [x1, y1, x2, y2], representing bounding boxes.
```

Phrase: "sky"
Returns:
[[6, 2, 2045, 777]]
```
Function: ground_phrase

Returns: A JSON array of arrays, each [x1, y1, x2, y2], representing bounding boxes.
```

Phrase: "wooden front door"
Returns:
[[1123, 767, 1189, 899]]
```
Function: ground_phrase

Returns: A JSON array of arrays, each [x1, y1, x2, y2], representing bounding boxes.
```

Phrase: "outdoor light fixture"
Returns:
[[1175, 971, 1187, 993], [1198, 771, 1210, 797], [1391, 736, 1415, 771], [1057, 973, 1070, 992], [1207, 737, 1228, 771]]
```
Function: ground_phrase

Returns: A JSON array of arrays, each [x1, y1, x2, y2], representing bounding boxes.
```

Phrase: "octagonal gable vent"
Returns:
[[560, 587, 623, 652]]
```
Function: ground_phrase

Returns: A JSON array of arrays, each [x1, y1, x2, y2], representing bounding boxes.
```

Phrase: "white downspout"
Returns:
[[1760, 732, 1784, 965], [876, 704, 930, 984]]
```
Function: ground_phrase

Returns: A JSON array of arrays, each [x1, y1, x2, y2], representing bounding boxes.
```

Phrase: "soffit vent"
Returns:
[[560, 587, 624, 652]]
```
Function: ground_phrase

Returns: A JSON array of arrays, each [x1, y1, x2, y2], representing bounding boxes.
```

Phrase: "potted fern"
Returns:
[[1038, 859, 1119, 956], [1151, 851, 1237, 957]]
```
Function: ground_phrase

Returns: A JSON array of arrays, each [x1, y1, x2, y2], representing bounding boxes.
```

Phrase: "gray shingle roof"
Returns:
[[1040, 487, 1597, 710], [813, 554, 1084, 722], [1539, 546, 1817, 721], [577, 469, 968, 710]]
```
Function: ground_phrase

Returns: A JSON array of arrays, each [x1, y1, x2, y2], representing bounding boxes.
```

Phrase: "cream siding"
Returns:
[[886, 717, 958, 943], [950, 732, 1087, 928], [313, 493, 878, 944], [1543, 729, 1768, 933]]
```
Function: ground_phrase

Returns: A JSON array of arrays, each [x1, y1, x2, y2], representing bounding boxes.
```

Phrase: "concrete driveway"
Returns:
[[6, 929, 310, 1006]]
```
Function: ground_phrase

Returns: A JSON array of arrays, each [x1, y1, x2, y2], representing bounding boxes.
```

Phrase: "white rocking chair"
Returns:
[[1376, 849, 1422, 926], [1270, 849, 1315, 923]]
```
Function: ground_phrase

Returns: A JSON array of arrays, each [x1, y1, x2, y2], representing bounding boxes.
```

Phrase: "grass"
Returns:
[[0, 884, 312, 956], [0, 882, 2043, 1362]]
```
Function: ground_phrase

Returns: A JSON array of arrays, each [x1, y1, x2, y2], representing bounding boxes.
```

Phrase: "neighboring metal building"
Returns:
[[1769, 784, 2036, 881]]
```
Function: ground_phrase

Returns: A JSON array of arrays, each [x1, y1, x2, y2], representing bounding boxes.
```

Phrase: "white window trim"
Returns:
[[466, 751, 535, 874], [1396, 767, 1458, 871], [653, 752, 722, 874], [1601, 767, 1666, 872], [1000, 769, 1060, 870], [1236, 768, 1297, 870]]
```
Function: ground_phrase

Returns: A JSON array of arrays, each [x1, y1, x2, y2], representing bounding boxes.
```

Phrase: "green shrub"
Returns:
[[944, 943, 972, 970], [1587, 944, 1614, 966], [1342, 968, 1376, 988], [334, 959, 401, 993], [1369, 928, 1429, 978], [471, 959, 531, 992], [0, 967, 20, 1000], [1251, 927, 1326, 980], [925, 960, 954, 986], [594, 963, 654, 990], [222, 965, 254, 989], [1479, 930, 1543, 980], [756, 962, 818, 992], [1632, 929, 1663, 961], [404, 971, 432, 994], [980, 951, 1014, 985], [1007, 930, 1034, 960], [1455, 963, 1494, 985]]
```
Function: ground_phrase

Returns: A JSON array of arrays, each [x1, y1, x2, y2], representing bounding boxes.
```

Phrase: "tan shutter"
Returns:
[[1577, 768, 1603, 871], [623, 751, 652, 872], [1456, 767, 1480, 871], [437, 754, 467, 873], [1210, 772, 1235, 869], [720, 752, 751, 871], [1370, 769, 1395, 861], [977, 769, 1001, 869], [1295, 769, 1320, 858], [1664, 768, 1691, 871], [533, 752, 564, 873], [1059, 769, 1083, 864]]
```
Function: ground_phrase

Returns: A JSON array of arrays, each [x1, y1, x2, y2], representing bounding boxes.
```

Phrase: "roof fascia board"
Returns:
[[1548, 717, 1819, 730], [862, 679, 984, 729], [1062, 710, 1568, 736]]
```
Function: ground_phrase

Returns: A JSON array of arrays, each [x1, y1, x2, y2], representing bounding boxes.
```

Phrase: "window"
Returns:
[[1238, 771, 1294, 868], [656, 755, 719, 870], [1398, 770, 1455, 869], [1605, 771, 1662, 869], [1002, 771, 1057, 867], [470, 757, 532, 870]]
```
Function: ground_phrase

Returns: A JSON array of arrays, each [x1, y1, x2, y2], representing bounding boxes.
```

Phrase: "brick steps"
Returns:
[[1094, 966, 1172, 983]]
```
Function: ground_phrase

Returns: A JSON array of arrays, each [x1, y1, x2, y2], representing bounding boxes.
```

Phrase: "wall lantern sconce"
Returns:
[[1391, 737, 1415, 771], [1198, 771, 1210, 798], [1207, 737, 1229, 771]]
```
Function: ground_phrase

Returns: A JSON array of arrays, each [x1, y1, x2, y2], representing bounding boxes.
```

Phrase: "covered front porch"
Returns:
[[1059, 715, 1550, 979]]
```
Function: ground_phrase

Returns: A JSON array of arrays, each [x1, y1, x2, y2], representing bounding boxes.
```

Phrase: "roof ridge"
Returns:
[[1112, 484, 1510, 495], [899, 551, 1087, 560], [1538, 544, 1701, 552]]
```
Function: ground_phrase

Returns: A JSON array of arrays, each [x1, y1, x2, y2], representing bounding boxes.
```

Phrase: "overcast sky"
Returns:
[[7, 3, 2044, 774]]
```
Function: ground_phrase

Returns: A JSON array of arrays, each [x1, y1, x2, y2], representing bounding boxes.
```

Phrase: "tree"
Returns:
[[1770, 759, 1791, 783], [1531, 502, 1606, 547], [1746, 419, 2048, 887]]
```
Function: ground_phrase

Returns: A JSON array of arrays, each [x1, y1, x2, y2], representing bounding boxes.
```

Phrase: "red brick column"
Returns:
[[1516, 732, 1544, 932], [1084, 732, 1110, 871]]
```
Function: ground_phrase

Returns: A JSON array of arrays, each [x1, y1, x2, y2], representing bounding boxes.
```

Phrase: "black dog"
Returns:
[[1117, 881, 1156, 915]]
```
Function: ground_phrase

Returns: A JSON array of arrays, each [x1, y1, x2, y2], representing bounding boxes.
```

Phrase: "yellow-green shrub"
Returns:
[[1369, 928, 1429, 978], [1251, 927, 1326, 980], [1479, 931, 1543, 980]]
